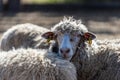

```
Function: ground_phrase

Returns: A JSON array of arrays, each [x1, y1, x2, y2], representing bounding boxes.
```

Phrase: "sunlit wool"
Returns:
[[0, 48, 76, 80], [0, 23, 51, 51]]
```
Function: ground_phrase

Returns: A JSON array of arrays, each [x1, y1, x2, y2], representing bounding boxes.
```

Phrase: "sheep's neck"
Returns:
[[70, 42, 88, 63], [71, 42, 90, 80], [70, 36, 86, 62]]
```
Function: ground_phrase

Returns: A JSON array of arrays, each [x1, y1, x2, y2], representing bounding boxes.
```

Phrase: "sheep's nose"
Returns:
[[60, 48, 70, 54], [60, 48, 71, 59]]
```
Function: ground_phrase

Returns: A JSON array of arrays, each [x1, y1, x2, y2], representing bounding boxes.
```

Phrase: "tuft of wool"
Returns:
[[0, 48, 76, 80], [0, 23, 50, 51], [51, 17, 88, 35]]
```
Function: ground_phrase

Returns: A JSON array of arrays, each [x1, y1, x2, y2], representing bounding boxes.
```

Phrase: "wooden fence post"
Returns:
[[8, 0, 20, 11], [0, 0, 3, 12]]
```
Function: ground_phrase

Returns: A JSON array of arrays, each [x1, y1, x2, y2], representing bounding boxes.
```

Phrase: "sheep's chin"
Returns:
[[62, 56, 72, 61]]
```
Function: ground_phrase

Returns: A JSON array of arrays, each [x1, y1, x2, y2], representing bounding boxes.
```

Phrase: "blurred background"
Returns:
[[0, 0, 120, 39]]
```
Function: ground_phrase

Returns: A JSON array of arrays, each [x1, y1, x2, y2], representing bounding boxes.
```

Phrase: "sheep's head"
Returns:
[[42, 17, 96, 60]]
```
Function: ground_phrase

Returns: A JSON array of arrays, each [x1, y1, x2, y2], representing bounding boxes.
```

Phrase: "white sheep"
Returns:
[[41, 17, 120, 80], [0, 48, 76, 80], [0, 23, 59, 52], [96, 39, 120, 47], [42, 17, 97, 60]]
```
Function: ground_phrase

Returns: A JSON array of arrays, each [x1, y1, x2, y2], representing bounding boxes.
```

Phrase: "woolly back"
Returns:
[[0, 48, 76, 80], [0, 23, 50, 51]]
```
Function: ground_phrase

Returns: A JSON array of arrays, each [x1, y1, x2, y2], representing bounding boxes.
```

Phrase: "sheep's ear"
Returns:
[[83, 32, 96, 40], [41, 32, 56, 40], [83, 32, 96, 46]]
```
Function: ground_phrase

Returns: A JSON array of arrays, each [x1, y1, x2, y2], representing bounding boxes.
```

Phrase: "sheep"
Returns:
[[96, 39, 120, 47], [75, 45, 120, 80], [42, 17, 97, 60], [0, 23, 58, 51], [41, 17, 120, 80], [0, 48, 77, 80]]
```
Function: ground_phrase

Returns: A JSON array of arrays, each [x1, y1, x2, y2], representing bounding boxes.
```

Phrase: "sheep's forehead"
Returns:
[[51, 18, 88, 35]]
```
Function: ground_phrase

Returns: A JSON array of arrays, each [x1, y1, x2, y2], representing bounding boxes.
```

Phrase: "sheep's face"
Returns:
[[42, 31, 96, 60], [56, 32, 80, 60]]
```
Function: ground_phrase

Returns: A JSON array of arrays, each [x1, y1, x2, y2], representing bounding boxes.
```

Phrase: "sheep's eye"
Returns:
[[70, 38, 74, 42]]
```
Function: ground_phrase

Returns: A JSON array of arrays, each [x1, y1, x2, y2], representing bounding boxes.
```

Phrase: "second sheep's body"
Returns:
[[0, 23, 52, 51], [0, 48, 76, 80]]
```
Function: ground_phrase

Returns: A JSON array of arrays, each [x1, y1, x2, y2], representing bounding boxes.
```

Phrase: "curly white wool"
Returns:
[[0, 23, 50, 51], [51, 17, 88, 35], [0, 48, 76, 80]]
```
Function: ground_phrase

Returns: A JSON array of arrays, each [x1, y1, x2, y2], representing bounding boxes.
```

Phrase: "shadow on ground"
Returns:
[[0, 8, 120, 39]]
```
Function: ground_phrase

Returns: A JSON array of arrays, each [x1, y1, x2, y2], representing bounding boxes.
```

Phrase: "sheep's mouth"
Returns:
[[63, 54, 68, 58], [62, 54, 71, 59]]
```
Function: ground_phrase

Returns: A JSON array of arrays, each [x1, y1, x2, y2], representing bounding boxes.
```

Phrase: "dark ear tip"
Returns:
[[92, 35, 96, 39], [41, 33, 48, 39], [41, 32, 55, 39], [84, 32, 96, 40], [41, 32, 51, 39], [41, 33, 45, 37], [90, 33, 96, 39]]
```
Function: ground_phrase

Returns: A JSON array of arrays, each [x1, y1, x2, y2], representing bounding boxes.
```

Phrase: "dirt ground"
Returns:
[[0, 10, 120, 40]]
